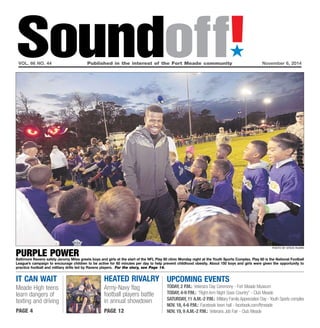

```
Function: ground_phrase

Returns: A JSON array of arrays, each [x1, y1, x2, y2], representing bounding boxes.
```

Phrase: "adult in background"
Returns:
[[16, 140, 40, 164], [215, 127, 231, 147], [86, 137, 100, 162], [122, 104, 187, 243], [50, 145, 69, 187], [286, 111, 304, 170]]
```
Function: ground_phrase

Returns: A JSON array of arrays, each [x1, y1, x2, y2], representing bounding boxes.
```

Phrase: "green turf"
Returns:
[[147, 129, 285, 242]]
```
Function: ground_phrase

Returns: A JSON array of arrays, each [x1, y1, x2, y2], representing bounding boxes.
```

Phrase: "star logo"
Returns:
[[231, 45, 244, 57], [72, 239, 83, 246]]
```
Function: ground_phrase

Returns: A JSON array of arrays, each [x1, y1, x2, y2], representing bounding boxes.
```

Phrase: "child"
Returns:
[[183, 145, 195, 171], [111, 154, 125, 186], [69, 284, 85, 313], [181, 157, 213, 210], [45, 184, 66, 228], [108, 156, 121, 187], [174, 205, 258, 246], [79, 283, 97, 313], [69, 150, 84, 184], [242, 140, 269, 234], [18, 164, 57, 232], [88, 155, 112, 190], [168, 151, 193, 214], [190, 155, 213, 195], [216, 143, 234, 184], [169, 151, 193, 185], [257, 133, 304, 246], [16, 163, 31, 188], [66, 282, 76, 313], [51, 186, 107, 246], [25, 156, 41, 166], [95, 186, 169, 246], [85, 151, 110, 190], [187, 157, 212, 198], [182, 159, 240, 214], [79, 155, 100, 188], [196, 154, 211, 179]]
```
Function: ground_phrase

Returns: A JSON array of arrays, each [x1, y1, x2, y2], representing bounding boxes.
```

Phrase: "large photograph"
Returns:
[[16, 72, 304, 247]]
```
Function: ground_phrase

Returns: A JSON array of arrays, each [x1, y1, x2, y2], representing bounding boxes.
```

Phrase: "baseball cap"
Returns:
[[16, 163, 30, 178], [22, 141, 39, 149]]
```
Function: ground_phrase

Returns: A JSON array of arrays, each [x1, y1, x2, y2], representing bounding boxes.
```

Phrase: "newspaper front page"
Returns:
[[6, 0, 317, 326]]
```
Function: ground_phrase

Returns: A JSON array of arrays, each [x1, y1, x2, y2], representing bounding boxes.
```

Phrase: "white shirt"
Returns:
[[16, 190, 59, 246], [167, 136, 179, 160], [50, 148, 68, 169], [16, 153, 29, 164]]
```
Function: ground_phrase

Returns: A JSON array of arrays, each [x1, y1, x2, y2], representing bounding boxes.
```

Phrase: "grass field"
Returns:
[[147, 129, 286, 242]]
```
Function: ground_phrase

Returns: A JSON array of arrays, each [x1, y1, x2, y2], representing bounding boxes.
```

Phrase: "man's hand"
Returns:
[[257, 204, 267, 225], [176, 185, 189, 201], [179, 206, 195, 224]]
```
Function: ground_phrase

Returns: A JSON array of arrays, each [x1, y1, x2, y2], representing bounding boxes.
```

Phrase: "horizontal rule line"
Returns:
[[18, 65, 302, 69], [15, 270, 304, 273]]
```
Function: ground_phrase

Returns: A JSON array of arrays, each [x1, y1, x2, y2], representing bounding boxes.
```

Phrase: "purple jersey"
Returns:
[[225, 159, 234, 184], [188, 179, 240, 214], [211, 159, 234, 185], [263, 160, 304, 245], [18, 186, 55, 232], [97, 162, 122, 186], [97, 159, 107, 169], [51, 218, 107, 246], [46, 216, 66, 233], [242, 166, 269, 216], [109, 162, 124, 186], [68, 154, 83, 169], [99, 163, 112, 178], [16, 179, 31, 188], [183, 158, 193, 171], [171, 161, 193, 184]]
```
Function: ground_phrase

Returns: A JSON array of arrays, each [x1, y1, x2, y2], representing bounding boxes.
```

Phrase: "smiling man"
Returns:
[[122, 104, 185, 243]]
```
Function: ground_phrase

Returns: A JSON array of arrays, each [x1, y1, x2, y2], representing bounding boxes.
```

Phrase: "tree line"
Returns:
[[16, 92, 298, 152]]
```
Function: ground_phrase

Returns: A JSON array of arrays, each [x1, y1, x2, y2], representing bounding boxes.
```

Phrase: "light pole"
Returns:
[[263, 97, 272, 123], [241, 88, 252, 133], [186, 74, 192, 137], [237, 110, 242, 132], [99, 101, 108, 139]]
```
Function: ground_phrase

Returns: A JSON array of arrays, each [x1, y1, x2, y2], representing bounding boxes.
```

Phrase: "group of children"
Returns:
[[68, 149, 125, 191], [170, 142, 239, 215], [66, 277, 101, 313], [16, 131, 304, 247], [170, 132, 304, 246]]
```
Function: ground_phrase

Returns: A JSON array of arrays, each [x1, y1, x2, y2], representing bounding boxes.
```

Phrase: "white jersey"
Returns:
[[16, 190, 59, 246]]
